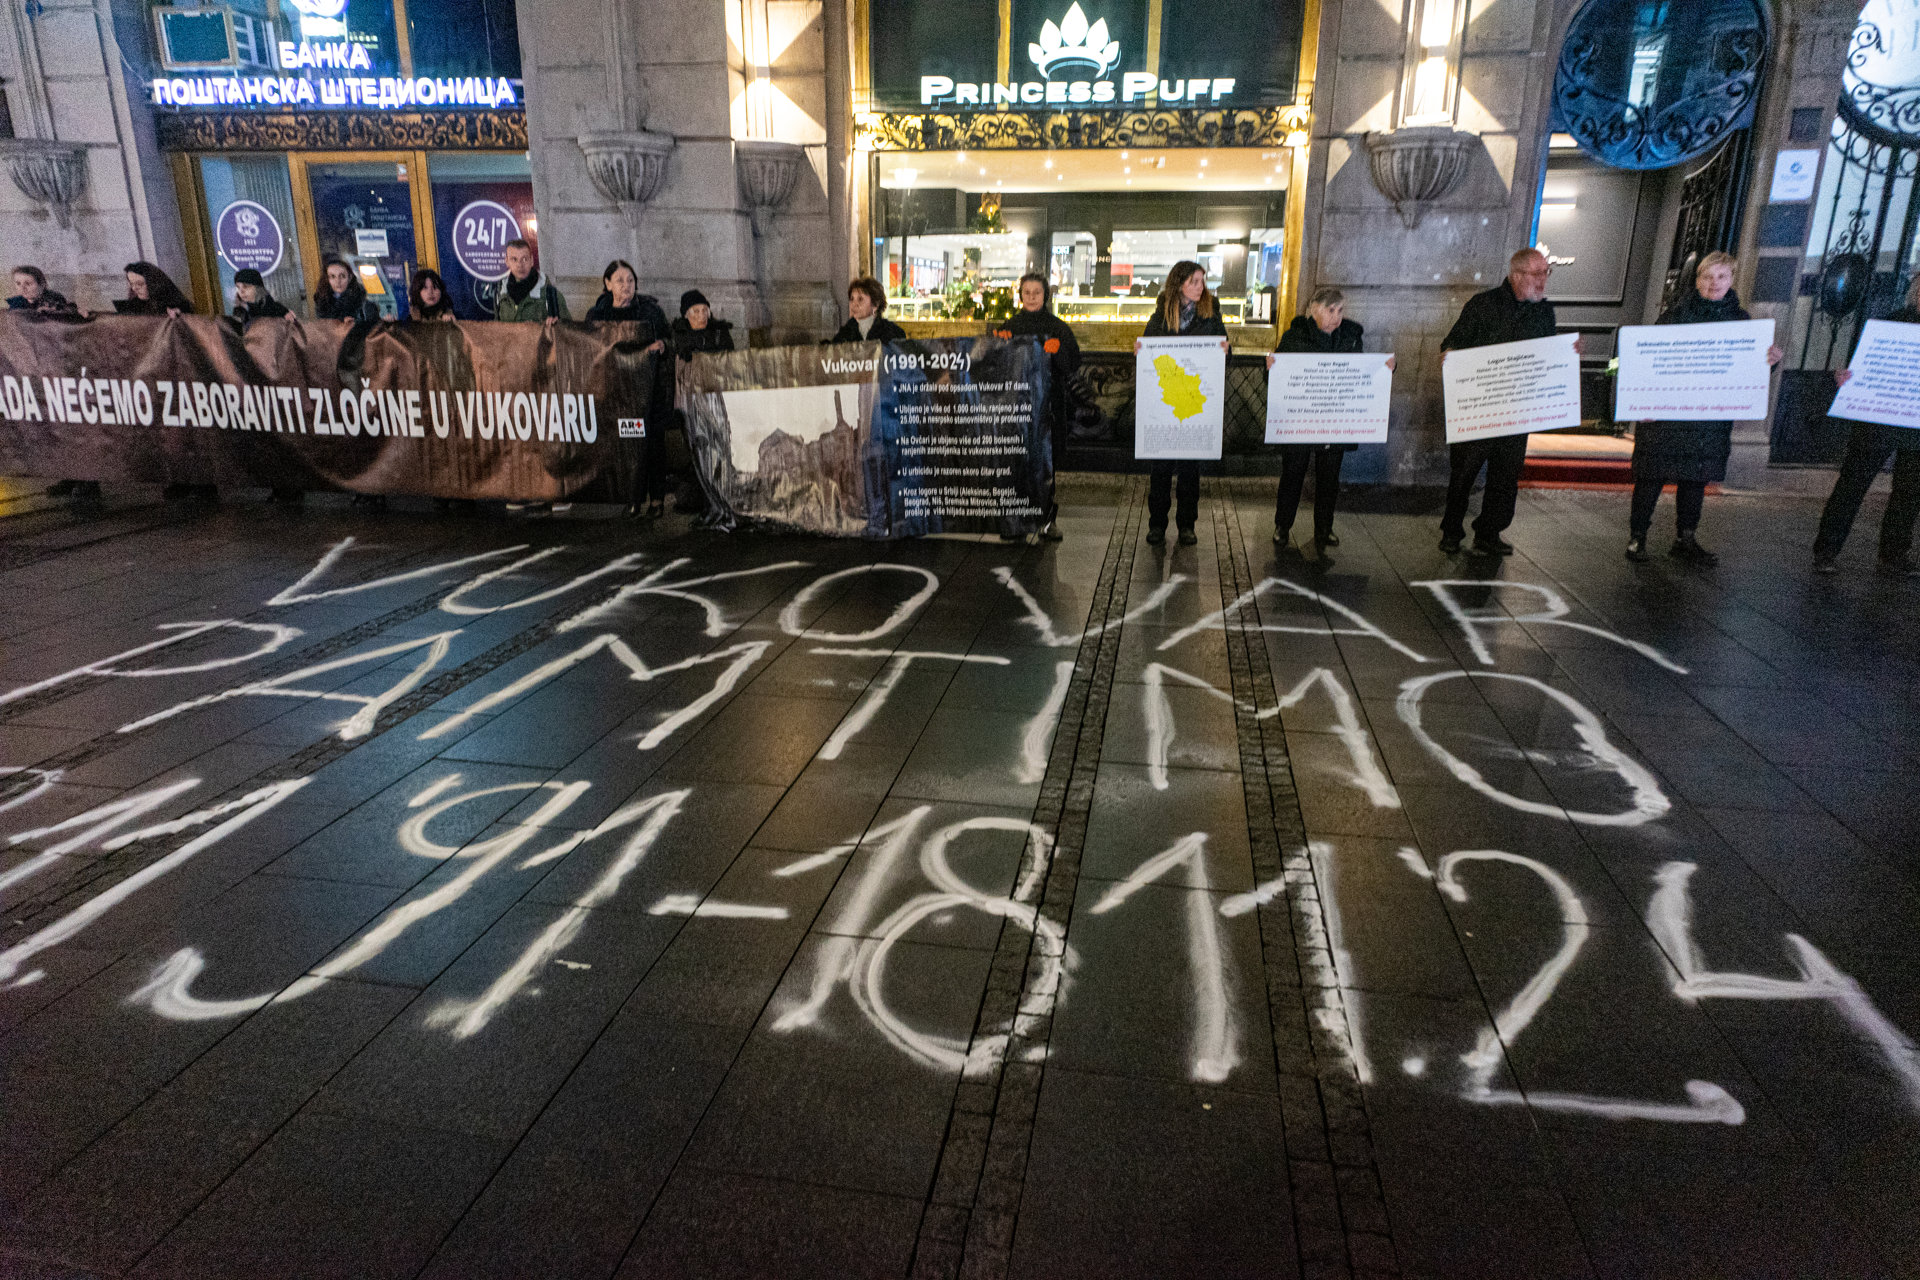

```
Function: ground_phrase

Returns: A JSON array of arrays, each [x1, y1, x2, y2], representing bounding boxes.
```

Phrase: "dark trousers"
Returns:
[[625, 427, 666, 504], [1813, 423, 1920, 560], [1442, 434, 1529, 540], [1275, 446, 1343, 538], [1630, 479, 1706, 536], [1147, 460, 1200, 530]]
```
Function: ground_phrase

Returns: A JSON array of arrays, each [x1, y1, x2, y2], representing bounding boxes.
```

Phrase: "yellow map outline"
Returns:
[[1153, 354, 1208, 421]]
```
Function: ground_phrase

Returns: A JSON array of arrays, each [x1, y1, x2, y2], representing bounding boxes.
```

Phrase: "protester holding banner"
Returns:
[[120, 262, 194, 317], [671, 290, 735, 359], [311, 257, 378, 322], [9, 266, 78, 316], [1139, 261, 1226, 546], [1267, 287, 1395, 550], [1813, 281, 1920, 576], [830, 277, 906, 344], [1623, 252, 1783, 564], [409, 269, 455, 321], [231, 269, 289, 325], [586, 260, 674, 518], [993, 272, 1079, 541], [495, 240, 571, 324], [1437, 248, 1560, 555]]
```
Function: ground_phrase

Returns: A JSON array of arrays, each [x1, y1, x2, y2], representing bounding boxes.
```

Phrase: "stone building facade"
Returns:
[[0, 0, 1889, 484]]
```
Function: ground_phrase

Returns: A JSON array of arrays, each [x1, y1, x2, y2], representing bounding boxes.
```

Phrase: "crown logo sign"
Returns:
[[1028, 3, 1121, 77]]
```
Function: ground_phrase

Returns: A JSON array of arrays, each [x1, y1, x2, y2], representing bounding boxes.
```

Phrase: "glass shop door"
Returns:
[[289, 153, 438, 320]]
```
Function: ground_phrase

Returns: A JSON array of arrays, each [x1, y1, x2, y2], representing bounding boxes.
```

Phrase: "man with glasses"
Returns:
[[1438, 247, 1565, 555]]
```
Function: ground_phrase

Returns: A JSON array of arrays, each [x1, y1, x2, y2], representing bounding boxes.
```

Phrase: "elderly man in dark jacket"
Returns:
[[1438, 247, 1563, 555]]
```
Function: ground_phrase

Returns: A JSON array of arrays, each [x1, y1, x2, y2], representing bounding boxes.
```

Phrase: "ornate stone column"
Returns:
[[735, 139, 806, 327]]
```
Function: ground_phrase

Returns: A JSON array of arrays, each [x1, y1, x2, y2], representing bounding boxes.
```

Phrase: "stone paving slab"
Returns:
[[1, 479, 1918, 1279]]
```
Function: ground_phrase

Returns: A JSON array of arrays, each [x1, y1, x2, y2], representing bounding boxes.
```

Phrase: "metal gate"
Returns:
[[1771, 116, 1920, 463], [1660, 131, 1754, 314]]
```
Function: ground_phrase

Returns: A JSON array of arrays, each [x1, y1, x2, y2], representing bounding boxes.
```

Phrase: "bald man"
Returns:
[[1438, 248, 1562, 555]]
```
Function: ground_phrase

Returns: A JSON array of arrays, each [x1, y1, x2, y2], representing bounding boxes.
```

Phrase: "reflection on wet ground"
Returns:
[[3, 476, 1919, 1279]]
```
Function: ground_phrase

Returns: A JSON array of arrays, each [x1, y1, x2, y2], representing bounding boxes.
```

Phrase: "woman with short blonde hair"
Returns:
[[1623, 252, 1782, 564]]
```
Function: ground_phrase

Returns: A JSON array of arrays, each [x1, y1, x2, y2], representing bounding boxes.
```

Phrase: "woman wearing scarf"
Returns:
[[312, 256, 379, 322], [829, 277, 906, 343], [120, 262, 195, 316], [1138, 260, 1227, 546], [1624, 252, 1783, 563]]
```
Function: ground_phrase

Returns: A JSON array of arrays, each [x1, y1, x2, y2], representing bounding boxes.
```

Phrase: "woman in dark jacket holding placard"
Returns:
[[1625, 252, 1782, 563], [1268, 286, 1394, 550], [1139, 260, 1227, 546]]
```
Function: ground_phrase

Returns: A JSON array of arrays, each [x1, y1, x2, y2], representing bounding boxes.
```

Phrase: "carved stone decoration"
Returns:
[[156, 110, 527, 152], [0, 138, 89, 229], [858, 105, 1305, 151], [736, 139, 808, 327], [578, 130, 676, 226], [1362, 127, 1476, 229]]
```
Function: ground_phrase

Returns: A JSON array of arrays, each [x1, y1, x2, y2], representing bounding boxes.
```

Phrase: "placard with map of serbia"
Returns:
[[1134, 335, 1228, 459]]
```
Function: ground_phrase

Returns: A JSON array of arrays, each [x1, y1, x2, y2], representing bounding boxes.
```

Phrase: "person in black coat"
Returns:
[[312, 256, 379, 321], [1624, 252, 1783, 564], [587, 259, 675, 517], [1138, 260, 1228, 546], [120, 261, 195, 316], [8, 265, 77, 315], [231, 268, 289, 324], [994, 272, 1081, 541], [1438, 248, 1564, 555], [409, 268, 455, 320], [1268, 287, 1395, 550], [830, 277, 907, 343], [1813, 277, 1920, 576], [670, 289, 735, 359]]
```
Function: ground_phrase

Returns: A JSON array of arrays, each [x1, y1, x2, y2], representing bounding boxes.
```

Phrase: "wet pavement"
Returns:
[[2, 476, 1918, 1280]]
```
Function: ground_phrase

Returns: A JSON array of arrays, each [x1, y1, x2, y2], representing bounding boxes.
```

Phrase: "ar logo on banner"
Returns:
[[618, 418, 645, 438]]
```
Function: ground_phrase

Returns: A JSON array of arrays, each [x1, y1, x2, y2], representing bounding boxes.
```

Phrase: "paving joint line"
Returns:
[[1209, 483, 1400, 1280], [907, 477, 1147, 1280]]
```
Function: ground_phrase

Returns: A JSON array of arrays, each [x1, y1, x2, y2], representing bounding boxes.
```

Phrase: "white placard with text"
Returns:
[[1830, 319, 1920, 430], [1265, 353, 1393, 445], [1135, 336, 1228, 459], [1615, 319, 1774, 421], [1442, 334, 1582, 443]]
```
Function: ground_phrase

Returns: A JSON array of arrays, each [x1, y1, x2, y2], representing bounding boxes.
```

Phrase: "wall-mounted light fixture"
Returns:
[[1397, 0, 1467, 129]]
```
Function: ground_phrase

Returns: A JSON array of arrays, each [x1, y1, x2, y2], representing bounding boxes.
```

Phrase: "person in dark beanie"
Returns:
[[1438, 247, 1564, 556], [312, 256, 378, 321], [1267, 286, 1393, 551], [671, 289, 735, 359], [993, 272, 1080, 541], [409, 268, 455, 320], [1813, 277, 1920, 576], [587, 260, 674, 517], [120, 262, 194, 316], [8, 265, 77, 315], [232, 269, 289, 324], [830, 277, 906, 343], [1623, 251, 1782, 564]]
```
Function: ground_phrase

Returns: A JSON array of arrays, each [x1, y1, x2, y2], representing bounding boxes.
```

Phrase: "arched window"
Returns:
[[1552, 0, 1770, 170]]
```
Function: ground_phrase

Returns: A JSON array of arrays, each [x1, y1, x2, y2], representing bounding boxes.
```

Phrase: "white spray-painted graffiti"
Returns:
[[0, 540, 1912, 1140]]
